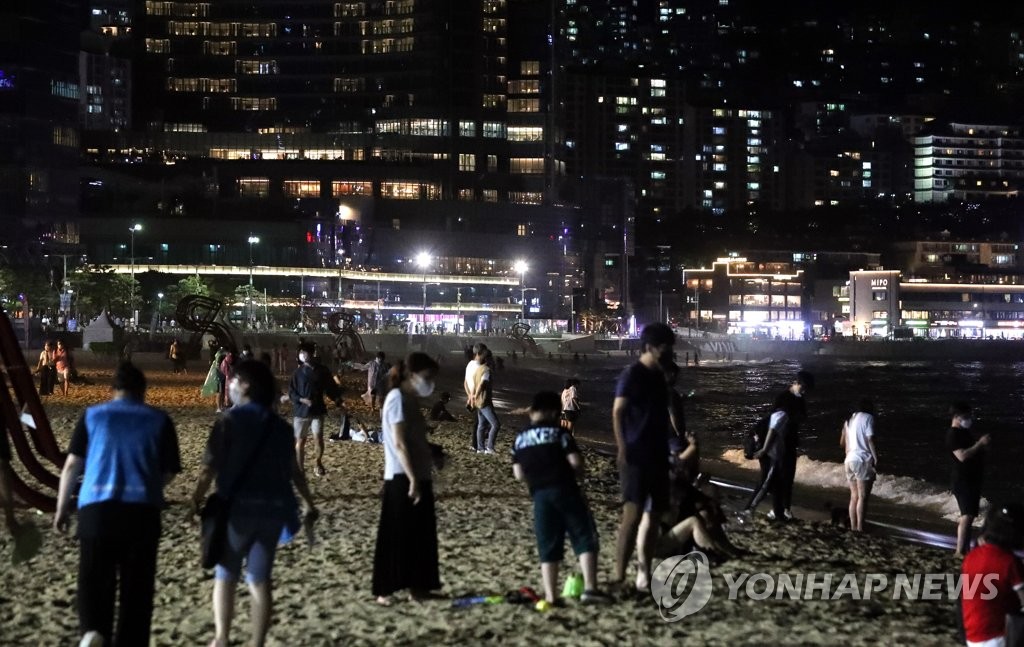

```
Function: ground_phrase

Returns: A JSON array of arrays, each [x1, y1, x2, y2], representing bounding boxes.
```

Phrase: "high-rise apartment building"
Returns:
[[0, 0, 83, 245]]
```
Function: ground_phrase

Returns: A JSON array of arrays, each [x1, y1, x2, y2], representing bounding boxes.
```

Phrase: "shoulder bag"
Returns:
[[200, 413, 272, 569]]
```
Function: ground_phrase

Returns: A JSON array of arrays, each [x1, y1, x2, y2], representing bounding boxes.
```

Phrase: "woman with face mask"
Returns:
[[372, 352, 442, 606], [192, 360, 318, 647]]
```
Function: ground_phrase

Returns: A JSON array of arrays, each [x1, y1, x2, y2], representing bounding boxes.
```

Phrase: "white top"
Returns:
[[769, 410, 788, 432], [561, 385, 579, 411], [844, 412, 875, 463], [464, 359, 480, 394], [381, 387, 432, 481]]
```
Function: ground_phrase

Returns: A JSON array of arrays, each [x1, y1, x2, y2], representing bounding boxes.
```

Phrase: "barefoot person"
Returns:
[[512, 391, 610, 605], [287, 344, 340, 476], [53, 362, 181, 647], [612, 322, 675, 589], [191, 360, 318, 647], [948, 401, 990, 557], [372, 353, 443, 605], [841, 399, 878, 532], [53, 339, 75, 396]]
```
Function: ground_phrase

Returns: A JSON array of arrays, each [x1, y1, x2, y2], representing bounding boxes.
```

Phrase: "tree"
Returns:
[[163, 274, 214, 313], [69, 265, 137, 319]]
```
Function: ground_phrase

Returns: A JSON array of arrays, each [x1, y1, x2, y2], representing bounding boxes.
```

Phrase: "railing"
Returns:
[[106, 264, 519, 286]]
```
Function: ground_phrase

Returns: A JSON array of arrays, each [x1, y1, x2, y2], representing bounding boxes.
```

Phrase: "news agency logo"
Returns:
[[650, 551, 714, 622], [651, 551, 1002, 622]]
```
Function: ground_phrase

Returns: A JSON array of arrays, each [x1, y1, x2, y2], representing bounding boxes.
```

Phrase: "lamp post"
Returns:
[[415, 252, 431, 332], [157, 292, 164, 326], [247, 235, 259, 328], [129, 223, 142, 325], [514, 260, 528, 320]]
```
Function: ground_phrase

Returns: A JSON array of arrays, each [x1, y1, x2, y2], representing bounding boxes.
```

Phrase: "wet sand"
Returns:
[[0, 355, 961, 645]]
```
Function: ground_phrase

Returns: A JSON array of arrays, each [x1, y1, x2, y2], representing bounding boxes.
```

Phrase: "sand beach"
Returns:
[[0, 352, 964, 646]]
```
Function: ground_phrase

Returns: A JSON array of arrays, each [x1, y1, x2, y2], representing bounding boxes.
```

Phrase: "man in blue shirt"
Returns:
[[612, 322, 674, 589], [54, 362, 181, 647]]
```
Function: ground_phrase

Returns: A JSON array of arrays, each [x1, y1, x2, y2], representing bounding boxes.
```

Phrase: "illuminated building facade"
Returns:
[[848, 270, 1024, 339]]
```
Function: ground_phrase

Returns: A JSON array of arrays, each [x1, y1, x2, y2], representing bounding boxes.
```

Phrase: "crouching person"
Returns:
[[512, 391, 611, 606]]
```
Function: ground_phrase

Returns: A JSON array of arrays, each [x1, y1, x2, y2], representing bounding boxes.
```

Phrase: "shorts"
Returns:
[[953, 483, 981, 517], [620, 462, 670, 511], [215, 514, 286, 584], [293, 416, 323, 439], [532, 486, 599, 563], [561, 410, 579, 423], [845, 457, 876, 482]]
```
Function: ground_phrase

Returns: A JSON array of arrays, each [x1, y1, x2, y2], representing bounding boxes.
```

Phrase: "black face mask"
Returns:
[[657, 353, 678, 374]]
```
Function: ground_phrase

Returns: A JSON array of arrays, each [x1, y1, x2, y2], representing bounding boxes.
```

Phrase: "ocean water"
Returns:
[[528, 357, 1024, 523]]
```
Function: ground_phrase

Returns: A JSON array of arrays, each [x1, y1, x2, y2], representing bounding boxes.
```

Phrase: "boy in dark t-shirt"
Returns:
[[512, 391, 610, 606]]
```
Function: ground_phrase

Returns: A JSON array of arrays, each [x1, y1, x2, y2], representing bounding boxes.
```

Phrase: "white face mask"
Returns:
[[227, 380, 245, 405], [298, 352, 309, 364], [411, 373, 435, 397], [960, 417, 973, 429]]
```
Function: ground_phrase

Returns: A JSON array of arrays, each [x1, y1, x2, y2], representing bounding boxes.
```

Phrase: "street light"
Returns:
[[514, 260, 528, 319], [129, 223, 142, 326], [415, 252, 431, 330], [248, 235, 260, 328], [157, 292, 164, 328]]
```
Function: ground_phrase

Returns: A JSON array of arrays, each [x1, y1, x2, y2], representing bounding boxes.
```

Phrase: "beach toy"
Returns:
[[535, 600, 551, 612], [11, 520, 43, 565], [451, 595, 504, 608], [561, 573, 583, 599]]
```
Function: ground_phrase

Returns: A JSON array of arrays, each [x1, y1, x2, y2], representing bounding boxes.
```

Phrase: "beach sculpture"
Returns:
[[327, 311, 367, 361], [0, 310, 63, 511], [508, 322, 541, 356], [175, 294, 238, 356]]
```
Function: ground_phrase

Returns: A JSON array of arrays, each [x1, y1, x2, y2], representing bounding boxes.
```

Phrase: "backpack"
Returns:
[[743, 416, 770, 460]]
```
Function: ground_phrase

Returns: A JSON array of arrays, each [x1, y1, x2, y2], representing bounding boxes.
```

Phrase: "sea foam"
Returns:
[[719, 448, 985, 523]]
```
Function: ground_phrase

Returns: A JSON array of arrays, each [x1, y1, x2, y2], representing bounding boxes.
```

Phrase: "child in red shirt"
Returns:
[[961, 504, 1024, 646]]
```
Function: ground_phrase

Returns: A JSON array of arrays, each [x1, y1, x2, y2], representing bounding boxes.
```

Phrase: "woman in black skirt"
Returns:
[[372, 352, 441, 605]]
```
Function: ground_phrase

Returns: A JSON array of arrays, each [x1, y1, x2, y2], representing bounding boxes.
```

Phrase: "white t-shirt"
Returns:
[[464, 359, 480, 395], [561, 385, 579, 411], [381, 388, 432, 481], [844, 412, 874, 463]]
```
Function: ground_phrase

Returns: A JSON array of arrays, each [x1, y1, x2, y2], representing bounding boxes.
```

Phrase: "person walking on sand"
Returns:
[[471, 348, 501, 454], [745, 370, 814, 522], [34, 340, 56, 396], [948, 401, 990, 557], [611, 322, 675, 589], [512, 391, 611, 605], [54, 339, 75, 396], [463, 343, 486, 451], [360, 352, 389, 413], [372, 353, 443, 605], [202, 347, 228, 412], [169, 338, 187, 374], [560, 378, 581, 434], [841, 399, 878, 532], [959, 503, 1024, 647], [53, 362, 181, 647], [191, 360, 318, 647], [287, 344, 340, 477]]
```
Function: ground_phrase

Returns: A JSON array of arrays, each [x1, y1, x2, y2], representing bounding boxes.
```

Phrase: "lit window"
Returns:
[[145, 38, 171, 53], [483, 122, 506, 139], [331, 181, 372, 197], [482, 189, 498, 202], [517, 224, 528, 236], [459, 153, 475, 172], [238, 177, 270, 198], [381, 182, 441, 200], [510, 192, 543, 205], [508, 98, 539, 112], [508, 80, 540, 94], [283, 180, 320, 198], [487, 155, 498, 172], [508, 126, 543, 142], [459, 120, 476, 137], [510, 158, 544, 174]]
